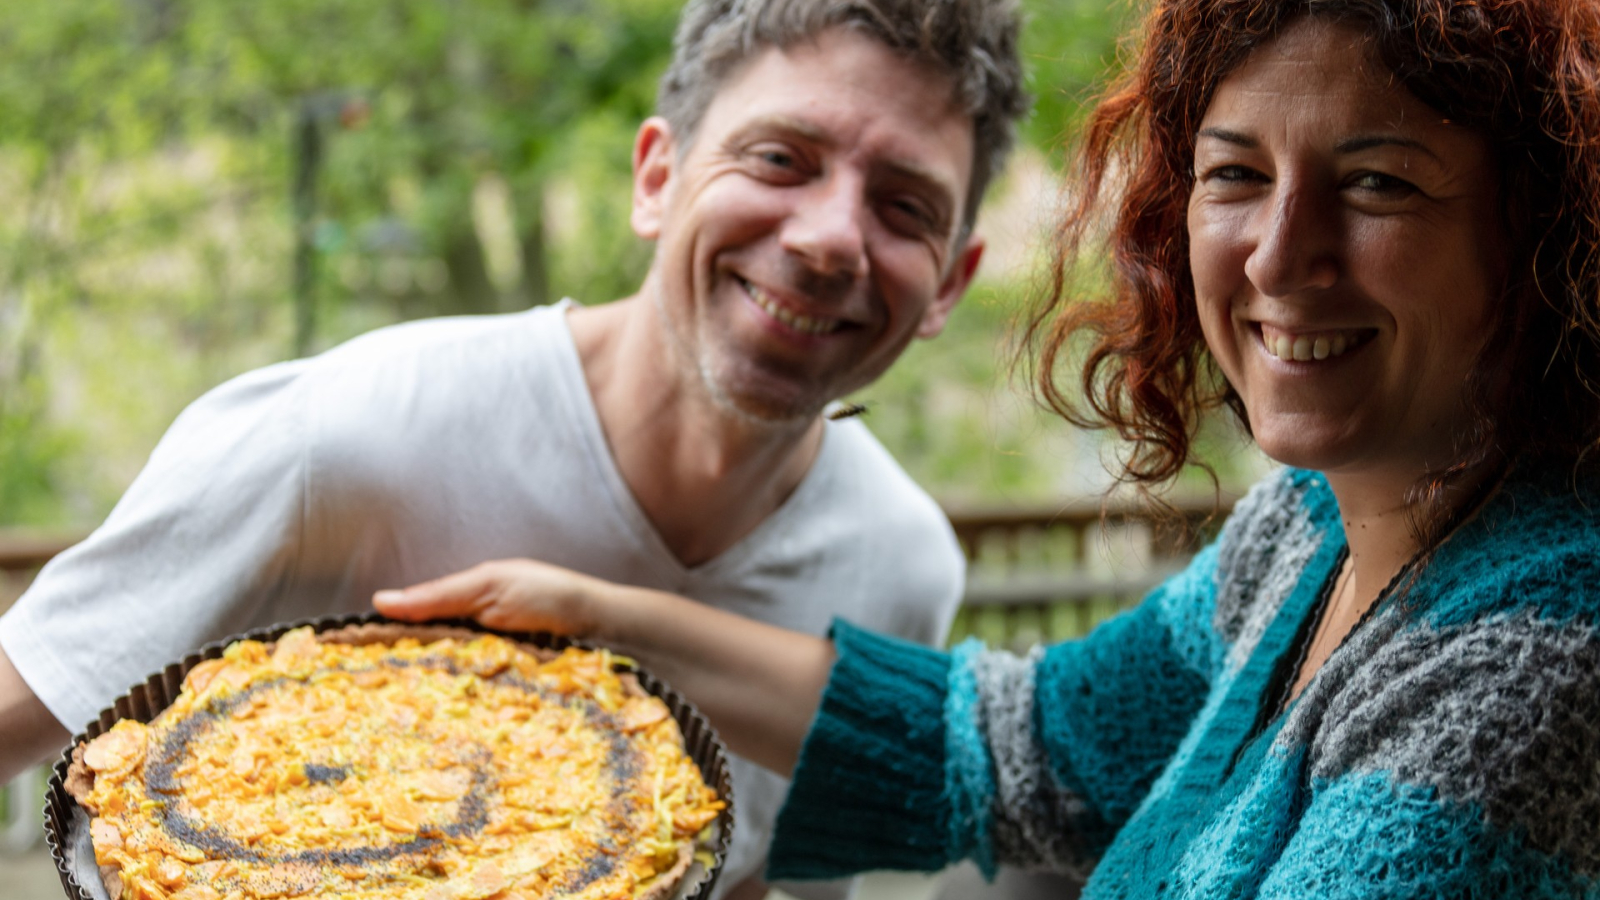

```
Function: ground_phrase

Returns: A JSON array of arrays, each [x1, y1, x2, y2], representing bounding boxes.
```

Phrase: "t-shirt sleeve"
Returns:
[[0, 363, 311, 731], [767, 543, 1222, 881]]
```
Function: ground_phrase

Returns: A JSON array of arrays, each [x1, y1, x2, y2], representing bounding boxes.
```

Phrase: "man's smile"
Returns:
[[739, 276, 848, 336]]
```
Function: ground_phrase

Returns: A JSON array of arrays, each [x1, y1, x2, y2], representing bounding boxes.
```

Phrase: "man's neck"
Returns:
[[566, 297, 826, 567]]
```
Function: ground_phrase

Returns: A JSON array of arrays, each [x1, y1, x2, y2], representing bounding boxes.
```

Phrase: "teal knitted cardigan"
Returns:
[[768, 468, 1600, 898]]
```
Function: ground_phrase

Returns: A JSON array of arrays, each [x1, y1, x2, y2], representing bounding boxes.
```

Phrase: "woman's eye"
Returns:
[[1348, 171, 1419, 198], [1194, 164, 1267, 200], [1202, 164, 1263, 184]]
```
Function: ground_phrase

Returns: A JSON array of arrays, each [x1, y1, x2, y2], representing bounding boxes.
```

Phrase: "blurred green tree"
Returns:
[[0, 0, 1244, 530], [0, 0, 683, 524]]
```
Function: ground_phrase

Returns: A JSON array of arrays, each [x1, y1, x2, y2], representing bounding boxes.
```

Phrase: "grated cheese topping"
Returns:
[[75, 628, 724, 900]]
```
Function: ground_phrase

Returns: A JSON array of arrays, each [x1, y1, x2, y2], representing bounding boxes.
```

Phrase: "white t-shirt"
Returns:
[[0, 301, 965, 898]]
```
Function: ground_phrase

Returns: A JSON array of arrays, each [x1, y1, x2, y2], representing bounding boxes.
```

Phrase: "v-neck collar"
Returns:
[[544, 301, 841, 586], [1178, 474, 1349, 799]]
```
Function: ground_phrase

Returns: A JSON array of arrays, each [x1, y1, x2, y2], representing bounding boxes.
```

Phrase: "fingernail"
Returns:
[[373, 590, 405, 605]]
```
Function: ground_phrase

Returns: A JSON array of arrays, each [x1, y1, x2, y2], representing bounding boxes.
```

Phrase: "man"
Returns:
[[0, 0, 1027, 896]]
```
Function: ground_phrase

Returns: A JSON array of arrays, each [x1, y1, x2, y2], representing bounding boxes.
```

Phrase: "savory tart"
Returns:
[[65, 625, 725, 900]]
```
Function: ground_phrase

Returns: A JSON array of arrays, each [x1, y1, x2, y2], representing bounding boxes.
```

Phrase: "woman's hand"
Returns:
[[374, 559, 601, 637], [372, 560, 835, 775]]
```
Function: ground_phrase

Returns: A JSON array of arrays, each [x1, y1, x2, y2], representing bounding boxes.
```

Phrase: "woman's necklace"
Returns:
[[1260, 546, 1417, 728], [1287, 553, 1398, 705], [1228, 532, 1440, 779], [1239, 466, 1508, 765]]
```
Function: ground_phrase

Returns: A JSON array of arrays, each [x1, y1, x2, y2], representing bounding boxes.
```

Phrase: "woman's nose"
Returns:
[[781, 177, 868, 279], [1243, 183, 1340, 297]]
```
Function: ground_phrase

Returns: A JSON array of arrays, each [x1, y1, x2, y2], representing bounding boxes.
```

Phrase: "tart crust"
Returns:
[[67, 625, 723, 900]]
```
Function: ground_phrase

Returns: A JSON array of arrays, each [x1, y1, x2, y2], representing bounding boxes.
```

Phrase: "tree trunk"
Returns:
[[515, 178, 549, 310], [439, 201, 499, 316]]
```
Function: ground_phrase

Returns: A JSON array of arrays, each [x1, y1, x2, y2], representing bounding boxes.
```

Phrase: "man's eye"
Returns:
[[745, 144, 801, 170], [892, 198, 929, 221], [881, 197, 942, 236], [741, 144, 808, 183]]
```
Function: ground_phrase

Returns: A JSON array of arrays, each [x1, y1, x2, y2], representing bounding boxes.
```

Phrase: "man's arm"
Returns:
[[375, 559, 835, 776], [0, 645, 71, 783]]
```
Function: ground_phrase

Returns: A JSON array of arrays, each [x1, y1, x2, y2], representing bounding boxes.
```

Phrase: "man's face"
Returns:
[[631, 28, 982, 424]]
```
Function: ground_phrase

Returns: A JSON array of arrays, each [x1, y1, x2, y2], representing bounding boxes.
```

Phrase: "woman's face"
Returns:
[[1187, 17, 1506, 486]]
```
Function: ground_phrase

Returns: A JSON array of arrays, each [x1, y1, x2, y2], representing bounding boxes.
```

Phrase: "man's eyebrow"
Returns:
[[731, 115, 830, 146]]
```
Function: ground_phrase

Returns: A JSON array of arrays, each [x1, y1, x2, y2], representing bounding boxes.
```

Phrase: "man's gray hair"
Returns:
[[657, 0, 1030, 233]]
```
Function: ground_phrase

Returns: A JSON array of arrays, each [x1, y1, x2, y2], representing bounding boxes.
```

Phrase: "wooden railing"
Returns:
[[0, 497, 1230, 853], [0, 532, 78, 614], [944, 496, 1231, 651], [0, 496, 1232, 634]]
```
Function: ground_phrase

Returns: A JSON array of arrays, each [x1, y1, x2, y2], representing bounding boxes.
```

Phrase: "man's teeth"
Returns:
[[747, 282, 841, 335], [1262, 327, 1362, 362]]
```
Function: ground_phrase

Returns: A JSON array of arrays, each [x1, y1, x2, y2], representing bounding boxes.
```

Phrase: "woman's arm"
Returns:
[[374, 559, 834, 776]]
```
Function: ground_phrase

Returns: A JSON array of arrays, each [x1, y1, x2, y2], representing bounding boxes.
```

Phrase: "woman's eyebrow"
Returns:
[[1334, 134, 1442, 162], [1196, 126, 1441, 163], [1196, 126, 1255, 147]]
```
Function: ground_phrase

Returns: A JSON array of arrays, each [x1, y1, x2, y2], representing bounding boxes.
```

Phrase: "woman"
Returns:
[[377, 0, 1600, 895]]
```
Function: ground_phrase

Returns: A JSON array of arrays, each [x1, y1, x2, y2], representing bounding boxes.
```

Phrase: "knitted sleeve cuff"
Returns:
[[767, 618, 954, 880]]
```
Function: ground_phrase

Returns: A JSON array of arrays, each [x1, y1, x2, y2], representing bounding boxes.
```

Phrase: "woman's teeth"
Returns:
[[746, 281, 841, 335], [1261, 326, 1364, 362]]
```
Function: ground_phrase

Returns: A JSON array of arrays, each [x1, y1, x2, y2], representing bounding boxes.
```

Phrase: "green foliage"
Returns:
[[0, 0, 687, 520], [850, 277, 1078, 507], [0, 375, 80, 528], [1018, 0, 1139, 163], [0, 0, 1262, 528]]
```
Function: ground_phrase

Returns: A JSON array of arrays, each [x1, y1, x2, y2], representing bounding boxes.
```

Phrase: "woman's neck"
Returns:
[[1324, 460, 1501, 598], [1282, 477, 1414, 703], [1321, 468, 1415, 592]]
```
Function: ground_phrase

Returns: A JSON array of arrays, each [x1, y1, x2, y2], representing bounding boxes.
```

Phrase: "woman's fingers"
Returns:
[[373, 566, 493, 620]]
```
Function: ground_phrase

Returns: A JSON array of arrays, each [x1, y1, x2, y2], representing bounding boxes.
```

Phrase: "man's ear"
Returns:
[[916, 236, 984, 339], [631, 117, 676, 240]]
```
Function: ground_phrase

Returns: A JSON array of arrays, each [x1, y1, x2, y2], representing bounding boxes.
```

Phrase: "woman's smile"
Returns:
[[1253, 322, 1375, 363]]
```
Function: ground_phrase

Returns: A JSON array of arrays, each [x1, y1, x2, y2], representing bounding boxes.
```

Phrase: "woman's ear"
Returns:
[[631, 117, 676, 240]]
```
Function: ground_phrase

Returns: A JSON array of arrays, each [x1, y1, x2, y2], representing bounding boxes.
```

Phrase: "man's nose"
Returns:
[[781, 175, 868, 279], [1243, 182, 1340, 297]]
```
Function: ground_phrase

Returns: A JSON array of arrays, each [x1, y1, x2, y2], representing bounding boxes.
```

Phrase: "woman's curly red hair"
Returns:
[[1029, 0, 1600, 512]]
